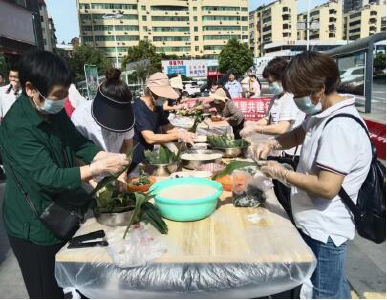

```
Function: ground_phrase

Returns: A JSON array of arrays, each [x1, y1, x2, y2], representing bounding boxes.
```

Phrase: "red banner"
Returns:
[[364, 119, 386, 160]]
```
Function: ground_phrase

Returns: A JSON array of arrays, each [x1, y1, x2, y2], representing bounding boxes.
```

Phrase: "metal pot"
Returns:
[[181, 149, 224, 170], [213, 146, 249, 158], [94, 209, 134, 227], [141, 161, 181, 177]]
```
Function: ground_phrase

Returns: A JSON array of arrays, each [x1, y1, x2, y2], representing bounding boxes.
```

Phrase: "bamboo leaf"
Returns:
[[212, 161, 257, 180]]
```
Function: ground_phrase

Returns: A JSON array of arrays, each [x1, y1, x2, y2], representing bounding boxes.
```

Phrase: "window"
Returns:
[[79, 4, 90, 9], [156, 46, 191, 53], [202, 16, 240, 21], [141, 5, 146, 10], [142, 16, 147, 21], [203, 34, 239, 40], [92, 25, 139, 31], [152, 16, 189, 21], [92, 14, 138, 20], [94, 35, 139, 41], [194, 36, 199, 41], [151, 6, 188, 11], [152, 27, 190, 32], [202, 6, 240, 11], [203, 26, 241, 31], [91, 3, 137, 10], [195, 46, 199, 51], [203, 45, 224, 50], [153, 36, 190, 41]]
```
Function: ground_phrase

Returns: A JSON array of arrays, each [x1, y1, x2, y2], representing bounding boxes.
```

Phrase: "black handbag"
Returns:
[[267, 148, 299, 224], [7, 149, 94, 242]]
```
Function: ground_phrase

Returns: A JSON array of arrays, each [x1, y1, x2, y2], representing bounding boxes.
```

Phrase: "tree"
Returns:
[[67, 45, 112, 82], [374, 52, 386, 73], [122, 40, 162, 81], [218, 37, 254, 77]]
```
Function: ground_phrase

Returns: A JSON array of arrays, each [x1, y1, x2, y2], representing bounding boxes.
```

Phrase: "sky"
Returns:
[[46, 0, 331, 44]]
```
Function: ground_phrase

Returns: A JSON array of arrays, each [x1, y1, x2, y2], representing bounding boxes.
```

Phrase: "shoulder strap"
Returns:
[[324, 113, 371, 142], [323, 113, 371, 219]]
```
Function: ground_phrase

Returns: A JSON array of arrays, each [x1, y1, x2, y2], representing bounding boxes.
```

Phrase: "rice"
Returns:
[[158, 184, 217, 200]]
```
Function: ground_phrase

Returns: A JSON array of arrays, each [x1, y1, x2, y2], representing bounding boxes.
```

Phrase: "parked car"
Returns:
[[340, 66, 365, 83]]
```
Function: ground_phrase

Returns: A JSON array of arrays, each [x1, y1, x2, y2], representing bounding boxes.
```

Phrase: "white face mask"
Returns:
[[34, 91, 66, 114]]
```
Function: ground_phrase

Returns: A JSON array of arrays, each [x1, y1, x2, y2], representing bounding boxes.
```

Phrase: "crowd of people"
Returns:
[[0, 49, 373, 299]]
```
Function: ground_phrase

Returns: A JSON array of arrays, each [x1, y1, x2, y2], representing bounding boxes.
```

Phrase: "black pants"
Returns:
[[232, 120, 245, 140], [8, 235, 65, 299]]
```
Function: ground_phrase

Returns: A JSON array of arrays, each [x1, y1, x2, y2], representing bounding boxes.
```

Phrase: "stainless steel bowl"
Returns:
[[213, 146, 249, 158], [141, 161, 181, 177], [94, 210, 133, 227], [180, 149, 224, 170]]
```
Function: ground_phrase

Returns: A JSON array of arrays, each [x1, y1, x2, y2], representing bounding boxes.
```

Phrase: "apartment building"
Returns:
[[77, 0, 249, 64], [38, 0, 56, 52], [297, 1, 343, 41], [343, 0, 381, 13], [249, 0, 297, 57], [343, 2, 386, 41]]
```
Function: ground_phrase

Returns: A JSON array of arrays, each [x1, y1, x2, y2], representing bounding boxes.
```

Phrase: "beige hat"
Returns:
[[169, 74, 184, 90], [209, 88, 228, 103], [146, 72, 179, 99]]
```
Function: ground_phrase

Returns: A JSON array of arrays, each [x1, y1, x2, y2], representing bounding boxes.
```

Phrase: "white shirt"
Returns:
[[266, 92, 305, 155], [71, 100, 134, 153], [291, 95, 372, 246], [0, 85, 22, 120]]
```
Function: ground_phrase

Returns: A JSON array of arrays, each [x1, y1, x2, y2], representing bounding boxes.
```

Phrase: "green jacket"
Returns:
[[0, 95, 101, 245]]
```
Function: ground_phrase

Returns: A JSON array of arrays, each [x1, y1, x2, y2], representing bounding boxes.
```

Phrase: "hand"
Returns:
[[116, 171, 128, 192], [249, 139, 280, 160], [177, 129, 196, 146], [261, 161, 290, 182], [89, 153, 129, 177]]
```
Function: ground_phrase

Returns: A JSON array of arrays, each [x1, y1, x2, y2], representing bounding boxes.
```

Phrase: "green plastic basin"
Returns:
[[149, 178, 223, 222]]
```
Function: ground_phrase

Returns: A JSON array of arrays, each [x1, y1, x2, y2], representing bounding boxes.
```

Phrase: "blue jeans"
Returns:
[[301, 233, 351, 299]]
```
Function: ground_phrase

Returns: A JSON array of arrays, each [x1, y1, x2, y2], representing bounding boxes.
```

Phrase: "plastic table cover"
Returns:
[[55, 189, 316, 299]]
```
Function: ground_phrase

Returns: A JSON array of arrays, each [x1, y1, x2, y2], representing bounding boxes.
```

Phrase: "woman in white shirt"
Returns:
[[72, 69, 135, 190], [241, 57, 305, 156], [252, 51, 372, 299]]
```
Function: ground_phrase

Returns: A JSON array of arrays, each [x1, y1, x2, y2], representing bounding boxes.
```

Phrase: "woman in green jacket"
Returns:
[[0, 51, 129, 298]]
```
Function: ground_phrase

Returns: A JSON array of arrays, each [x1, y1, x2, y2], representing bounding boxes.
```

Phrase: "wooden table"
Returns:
[[55, 184, 316, 298]]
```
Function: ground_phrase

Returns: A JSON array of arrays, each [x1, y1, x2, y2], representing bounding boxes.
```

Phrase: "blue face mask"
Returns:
[[35, 91, 66, 114], [269, 82, 283, 96], [293, 94, 322, 115]]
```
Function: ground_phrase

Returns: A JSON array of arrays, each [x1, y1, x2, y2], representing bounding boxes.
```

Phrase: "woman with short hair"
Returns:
[[241, 57, 304, 153], [252, 51, 372, 298], [0, 51, 129, 298]]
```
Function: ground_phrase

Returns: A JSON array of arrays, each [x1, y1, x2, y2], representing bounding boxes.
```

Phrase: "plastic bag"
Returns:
[[106, 224, 167, 268], [232, 170, 273, 208]]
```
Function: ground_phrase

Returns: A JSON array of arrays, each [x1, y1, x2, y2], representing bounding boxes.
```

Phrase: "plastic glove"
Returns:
[[116, 171, 128, 192], [261, 161, 289, 182], [177, 128, 196, 146], [90, 153, 128, 177], [249, 139, 280, 160]]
